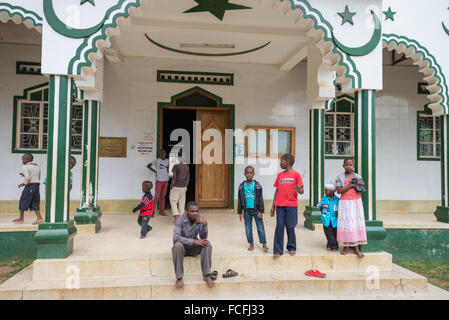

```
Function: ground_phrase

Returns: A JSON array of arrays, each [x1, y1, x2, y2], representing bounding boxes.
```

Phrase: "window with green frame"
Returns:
[[417, 105, 440, 161], [12, 83, 83, 154], [325, 95, 355, 158]]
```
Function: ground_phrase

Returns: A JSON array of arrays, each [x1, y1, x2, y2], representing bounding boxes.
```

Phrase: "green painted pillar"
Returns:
[[34, 75, 77, 259], [304, 108, 325, 230], [354, 90, 386, 252], [435, 114, 449, 223], [75, 100, 102, 232]]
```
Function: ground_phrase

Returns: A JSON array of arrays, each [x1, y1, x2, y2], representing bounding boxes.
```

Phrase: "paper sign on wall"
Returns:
[[137, 141, 154, 155]]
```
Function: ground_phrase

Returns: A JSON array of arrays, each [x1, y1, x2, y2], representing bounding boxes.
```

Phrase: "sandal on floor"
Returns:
[[222, 269, 238, 278], [210, 271, 218, 281]]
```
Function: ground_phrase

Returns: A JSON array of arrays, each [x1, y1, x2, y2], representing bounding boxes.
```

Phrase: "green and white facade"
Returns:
[[1, 0, 449, 258]]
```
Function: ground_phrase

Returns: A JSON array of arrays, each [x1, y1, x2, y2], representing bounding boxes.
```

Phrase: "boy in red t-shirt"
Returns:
[[270, 154, 304, 259]]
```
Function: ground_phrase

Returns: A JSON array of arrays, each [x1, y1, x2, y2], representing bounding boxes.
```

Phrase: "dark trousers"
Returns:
[[172, 242, 212, 279], [244, 209, 267, 244], [273, 206, 298, 255], [137, 215, 152, 237], [323, 224, 338, 250]]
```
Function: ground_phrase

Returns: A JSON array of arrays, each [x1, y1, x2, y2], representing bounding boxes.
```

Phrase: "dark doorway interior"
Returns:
[[162, 108, 196, 208]]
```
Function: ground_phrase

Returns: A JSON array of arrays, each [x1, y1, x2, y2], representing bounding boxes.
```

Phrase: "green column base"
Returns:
[[74, 207, 102, 233], [434, 206, 449, 223], [361, 220, 387, 253], [303, 206, 322, 231], [34, 220, 77, 259]]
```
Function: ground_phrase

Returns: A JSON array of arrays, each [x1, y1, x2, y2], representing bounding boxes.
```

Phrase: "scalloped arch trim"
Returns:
[[68, 0, 141, 75], [68, 0, 361, 89], [0, 2, 42, 31], [383, 33, 449, 115], [283, 0, 361, 88]]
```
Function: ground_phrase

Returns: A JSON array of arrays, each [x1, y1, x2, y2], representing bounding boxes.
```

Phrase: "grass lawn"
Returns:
[[398, 261, 449, 292], [0, 259, 34, 285]]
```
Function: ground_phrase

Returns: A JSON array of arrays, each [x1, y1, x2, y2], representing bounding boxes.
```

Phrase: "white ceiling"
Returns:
[[110, 0, 310, 68]]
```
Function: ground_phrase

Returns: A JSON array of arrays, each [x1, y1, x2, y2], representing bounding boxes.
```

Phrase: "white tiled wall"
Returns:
[[0, 48, 442, 202]]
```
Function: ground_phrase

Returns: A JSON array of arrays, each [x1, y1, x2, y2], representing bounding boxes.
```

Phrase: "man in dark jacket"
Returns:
[[237, 166, 268, 252]]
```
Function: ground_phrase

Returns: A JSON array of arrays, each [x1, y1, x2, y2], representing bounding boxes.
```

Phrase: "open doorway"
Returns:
[[159, 87, 234, 209]]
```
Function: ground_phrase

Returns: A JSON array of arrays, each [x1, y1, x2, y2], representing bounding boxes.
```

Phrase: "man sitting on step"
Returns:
[[172, 201, 214, 289]]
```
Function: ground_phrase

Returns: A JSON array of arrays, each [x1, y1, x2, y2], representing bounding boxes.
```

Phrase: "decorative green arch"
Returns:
[[68, 0, 141, 75], [383, 33, 449, 115], [282, 0, 362, 88], [0, 2, 42, 29], [68, 0, 362, 89], [156, 86, 236, 209]]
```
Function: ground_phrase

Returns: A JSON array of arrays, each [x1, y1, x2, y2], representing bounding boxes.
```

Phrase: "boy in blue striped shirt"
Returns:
[[317, 182, 339, 252]]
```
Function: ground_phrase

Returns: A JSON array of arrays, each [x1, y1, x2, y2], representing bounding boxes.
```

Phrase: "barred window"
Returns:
[[325, 95, 355, 158], [417, 106, 440, 160], [14, 83, 83, 153]]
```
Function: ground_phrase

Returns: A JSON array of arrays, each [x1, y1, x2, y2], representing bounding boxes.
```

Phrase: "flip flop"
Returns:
[[312, 269, 327, 278], [210, 271, 218, 281], [305, 269, 327, 278], [222, 269, 238, 278]]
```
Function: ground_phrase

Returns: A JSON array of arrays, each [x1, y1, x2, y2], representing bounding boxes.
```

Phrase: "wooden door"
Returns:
[[196, 110, 230, 208]]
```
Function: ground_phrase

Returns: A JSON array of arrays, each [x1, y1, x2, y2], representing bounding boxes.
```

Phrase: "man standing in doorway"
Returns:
[[170, 155, 190, 223], [147, 149, 169, 216]]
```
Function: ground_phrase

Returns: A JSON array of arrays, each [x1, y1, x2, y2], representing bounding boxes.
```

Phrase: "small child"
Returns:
[[69, 156, 76, 191], [14, 153, 43, 225], [237, 166, 268, 253], [43, 156, 76, 190], [132, 181, 154, 239], [317, 182, 339, 252]]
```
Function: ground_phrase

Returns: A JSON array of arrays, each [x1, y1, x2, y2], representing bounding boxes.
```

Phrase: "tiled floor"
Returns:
[[1, 210, 448, 259]]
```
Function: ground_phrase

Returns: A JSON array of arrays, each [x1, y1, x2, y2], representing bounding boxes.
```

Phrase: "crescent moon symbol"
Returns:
[[443, 22, 449, 36], [145, 34, 271, 57], [44, 0, 106, 38], [332, 10, 382, 57]]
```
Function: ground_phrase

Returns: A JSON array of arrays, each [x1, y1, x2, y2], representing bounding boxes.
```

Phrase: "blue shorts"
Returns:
[[19, 184, 40, 211]]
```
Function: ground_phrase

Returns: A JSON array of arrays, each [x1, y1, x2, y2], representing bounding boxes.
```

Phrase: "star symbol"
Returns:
[[383, 7, 396, 21], [184, 0, 251, 21], [80, 0, 95, 6], [338, 5, 357, 25]]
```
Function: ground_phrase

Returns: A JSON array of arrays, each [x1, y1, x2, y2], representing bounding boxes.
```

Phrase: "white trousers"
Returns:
[[169, 187, 187, 216]]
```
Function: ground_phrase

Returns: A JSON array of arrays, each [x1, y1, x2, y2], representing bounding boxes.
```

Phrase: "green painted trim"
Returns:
[[384, 228, 449, 263], [43, 0, 106, 38], [146, 33, 270, 57], [34, 220, 77, 259], [383, 33, 449, 115], [0, 2, 42, 28], [157, 86, 235, 209], [440, 114, 449, 209], [283, 0, 361, 88], [303, 206, 322, 231], [332, 10, 381, 57], [157, 70, 234, 86], [11, 82, 82, 154], [325, 156, 355, 160], [325, 94, 355, 158], [0, 231, 37, 261], [68, 0, 141, 75], [362, 220, 386, 253], [16, 61, 42, 75], [434, 206, 449, 223], [68, 0, 361, 89], [417, 106, 441, 161]]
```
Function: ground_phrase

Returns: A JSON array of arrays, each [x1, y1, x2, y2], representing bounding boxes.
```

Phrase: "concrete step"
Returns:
[[0, 265, 430, 300], [31, 251, 393, 281]]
